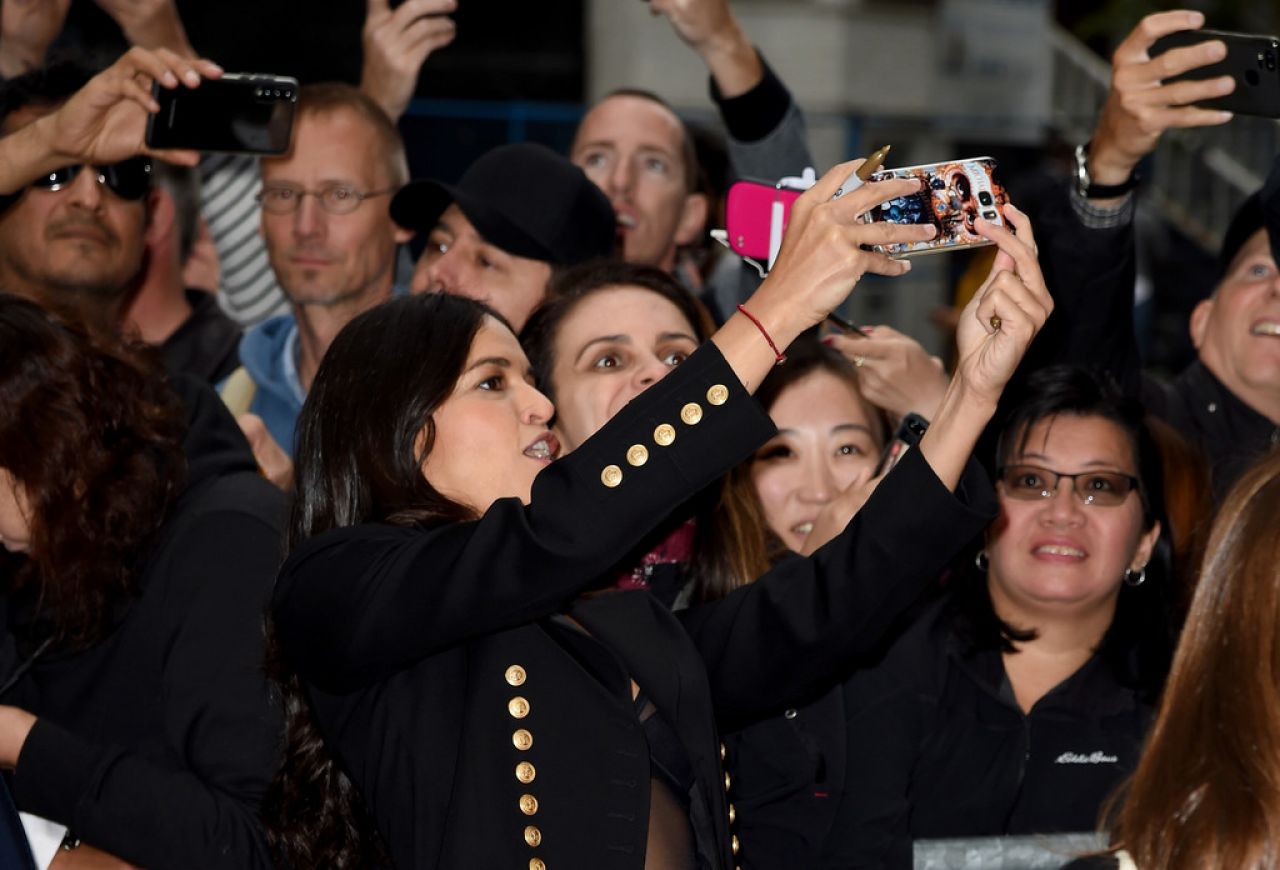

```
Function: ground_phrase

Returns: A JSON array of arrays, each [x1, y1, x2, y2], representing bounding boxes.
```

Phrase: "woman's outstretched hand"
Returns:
[[714, 160, 938, 393], [953, 203, 1052, 404]]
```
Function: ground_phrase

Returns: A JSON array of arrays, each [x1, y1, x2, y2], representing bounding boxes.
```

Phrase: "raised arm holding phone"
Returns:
[[0, 47, 222, 196]]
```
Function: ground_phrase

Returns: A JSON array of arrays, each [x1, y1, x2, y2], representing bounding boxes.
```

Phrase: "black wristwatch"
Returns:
[[1074, 142, 1139, 199]]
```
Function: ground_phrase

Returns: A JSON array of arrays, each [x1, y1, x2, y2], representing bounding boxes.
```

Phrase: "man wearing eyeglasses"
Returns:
[[225, 82, 411, 472], [0, 65, 154, 338]]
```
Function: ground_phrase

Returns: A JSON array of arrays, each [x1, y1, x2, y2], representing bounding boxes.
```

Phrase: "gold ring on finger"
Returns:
[[852, 354, 866, 368], [989, 315, 1002, 331]]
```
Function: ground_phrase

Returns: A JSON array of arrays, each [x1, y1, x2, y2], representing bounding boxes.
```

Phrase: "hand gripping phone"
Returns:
[[859, 157, 1009, 258], [1150, 29, 1280, 119], [146, 74, 299, 154]]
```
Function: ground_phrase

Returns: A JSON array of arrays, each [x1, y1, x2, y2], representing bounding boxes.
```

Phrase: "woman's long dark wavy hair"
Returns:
[[264, 294, 495, 868], [521, 260, 770, 603], [0, 294, 185, 649], [952, 365, 1175, 699]]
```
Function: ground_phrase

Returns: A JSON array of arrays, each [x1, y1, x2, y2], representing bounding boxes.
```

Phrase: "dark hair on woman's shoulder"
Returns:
[[950, 364, 1175, 699], [288, 293, 499, 550], [268, 293, 499, 868], [0, 293, 186, 648]]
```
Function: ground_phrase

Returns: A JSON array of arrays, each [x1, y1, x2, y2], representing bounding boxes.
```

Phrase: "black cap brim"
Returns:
[[391, 179, 558, 264]]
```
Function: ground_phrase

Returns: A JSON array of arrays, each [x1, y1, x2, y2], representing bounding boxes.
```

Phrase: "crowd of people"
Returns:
[[0, 2, 1277, 868]]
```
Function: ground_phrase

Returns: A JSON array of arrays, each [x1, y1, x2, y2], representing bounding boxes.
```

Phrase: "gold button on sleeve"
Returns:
[[724, 771, 731, 792], [719, 742, 726, 761], [680, 402, 703, 425], [524, 825, 542, 847], [508, 696, 530, 719], [732, 834, 740, 855], [707, 384, 729, 406], [512, 729, 533, 751], [601, 464, 623, 488], [516, 761, 536, 784], [520, 794, 539, 816], [654, 423, 676, 446], [505, 665, 527, 687], [529, 859, 546, 870], [626, 444, 649, 467]]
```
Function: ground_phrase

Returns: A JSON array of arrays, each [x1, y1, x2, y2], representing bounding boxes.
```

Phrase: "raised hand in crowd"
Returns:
[[956, 204, 1051, 403], [360, 0, 458, 121], [825, 324, 949, 421], [716, 160, 925, 390], [93, 0, 194, 56], [237, 413, 294, 491], [648, 0, 762, 97], [0, 0, 71, 78], [0, 46, 222, 194], [1086, 9, 1234, 201]]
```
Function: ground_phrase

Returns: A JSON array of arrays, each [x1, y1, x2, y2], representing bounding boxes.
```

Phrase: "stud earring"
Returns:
[[974, 550, 989, 572]]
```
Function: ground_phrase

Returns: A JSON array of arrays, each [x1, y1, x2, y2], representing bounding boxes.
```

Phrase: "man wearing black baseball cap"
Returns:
[[391, 142, 615, 329]]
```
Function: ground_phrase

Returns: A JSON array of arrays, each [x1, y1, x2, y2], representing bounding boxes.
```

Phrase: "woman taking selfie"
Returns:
[[822, 366, 1174, 867], [266, 168, 1052, 869]]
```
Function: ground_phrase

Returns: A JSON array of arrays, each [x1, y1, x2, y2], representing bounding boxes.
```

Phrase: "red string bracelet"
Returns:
[[737, 304, 786, 365]]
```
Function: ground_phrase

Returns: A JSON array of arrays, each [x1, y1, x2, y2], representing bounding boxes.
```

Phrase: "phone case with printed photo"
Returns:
[[862, 157, 1009, 258]]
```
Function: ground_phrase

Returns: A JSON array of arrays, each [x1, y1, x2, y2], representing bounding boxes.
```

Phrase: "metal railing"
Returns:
[[1049, 24, 1279, 251]]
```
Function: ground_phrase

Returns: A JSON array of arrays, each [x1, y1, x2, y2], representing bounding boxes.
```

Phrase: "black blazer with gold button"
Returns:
[[272, 344, 996, 870]]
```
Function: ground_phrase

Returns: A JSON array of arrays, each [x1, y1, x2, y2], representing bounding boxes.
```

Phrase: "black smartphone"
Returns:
[[1150, 29, 1280, 119], [145, 74, 299, 154], [874, 413, 929, 477]]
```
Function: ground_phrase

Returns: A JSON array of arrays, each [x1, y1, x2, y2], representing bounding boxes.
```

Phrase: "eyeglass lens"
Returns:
[[999, 464, 1136, 506]]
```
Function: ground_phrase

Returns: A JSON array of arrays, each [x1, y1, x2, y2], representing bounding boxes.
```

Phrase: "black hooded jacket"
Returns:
[[0, 376, 286, 869]]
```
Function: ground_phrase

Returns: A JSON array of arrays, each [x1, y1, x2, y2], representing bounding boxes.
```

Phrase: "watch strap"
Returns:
[[1074, 142, 1139, 199]]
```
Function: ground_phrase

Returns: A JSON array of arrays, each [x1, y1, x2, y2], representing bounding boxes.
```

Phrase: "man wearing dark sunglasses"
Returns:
[[0, 63, 152, 339]]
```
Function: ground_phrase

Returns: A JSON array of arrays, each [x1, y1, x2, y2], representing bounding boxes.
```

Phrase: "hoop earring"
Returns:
[[974, 550, 989, 572], [1123, 566, 1146, 587]]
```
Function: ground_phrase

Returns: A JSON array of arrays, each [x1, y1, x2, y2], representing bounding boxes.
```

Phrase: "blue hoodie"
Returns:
[[236, 312, 306, 457]]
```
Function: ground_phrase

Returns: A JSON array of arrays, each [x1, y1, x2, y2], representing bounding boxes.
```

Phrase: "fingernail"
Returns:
[[1005, 203, 1021, 215], [860, 326, 875, 335], [1190, 11, 1205, 26], [208, 62, 224, 74], [901, 260, 912, 272], [821, 335, 836, 346], [1217, 111, 1234, 122], [162, 71, 178, 86], [183, 69, 200, 85]]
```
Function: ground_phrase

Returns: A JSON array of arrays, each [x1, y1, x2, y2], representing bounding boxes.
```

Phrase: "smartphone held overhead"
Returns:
[[860, 157, 1009, 258], [1150, 28, 1280, 119], [724, 154, 1009, 264], [145, 74, 299, 155]]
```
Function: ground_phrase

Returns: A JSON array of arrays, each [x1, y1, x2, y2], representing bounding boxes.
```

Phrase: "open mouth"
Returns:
[[1033, 544, 1086, 558], [1250, 321, 1280, 337], [792, 521, 814, 538], [615, 212, 637, 230], [523, 433, 560, 462]]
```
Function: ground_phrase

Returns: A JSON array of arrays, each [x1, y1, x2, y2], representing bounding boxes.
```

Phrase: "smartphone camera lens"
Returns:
[[982, 210, 998, 221], [977, 191, 994, 206]]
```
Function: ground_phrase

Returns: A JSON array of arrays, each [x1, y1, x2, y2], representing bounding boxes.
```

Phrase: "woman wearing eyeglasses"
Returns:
[[820, 365, 1174, 868]]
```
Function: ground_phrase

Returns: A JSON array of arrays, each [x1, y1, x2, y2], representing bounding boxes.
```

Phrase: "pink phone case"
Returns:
[[725, 181, 803, 260]]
